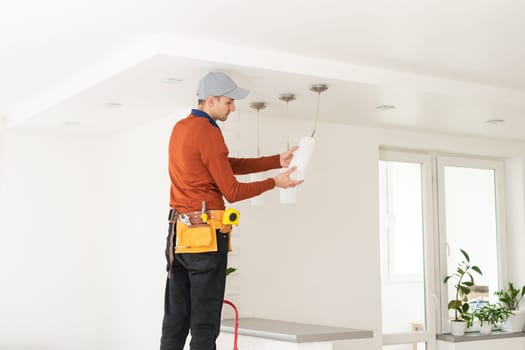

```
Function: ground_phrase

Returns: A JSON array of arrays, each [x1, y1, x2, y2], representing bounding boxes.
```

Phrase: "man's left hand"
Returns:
[[280, 146, 299, 167]]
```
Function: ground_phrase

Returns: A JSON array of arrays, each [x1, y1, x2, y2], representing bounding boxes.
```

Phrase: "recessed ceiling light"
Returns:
[[161, 77, 183, 84], [64, 121, 80, 126], [106, 102, 123, 108], [376, 105, 396, 110], [486, 119, 505, 124]]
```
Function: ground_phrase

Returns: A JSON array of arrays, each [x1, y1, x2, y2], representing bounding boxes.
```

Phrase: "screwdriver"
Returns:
[[200, 201, 208, 223]]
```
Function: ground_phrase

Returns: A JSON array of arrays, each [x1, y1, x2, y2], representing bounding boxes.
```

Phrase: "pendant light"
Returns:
[[287, 84, 327, 181], [278, 93, 297, 151], [278, 93, 298, 204], [249, 102, 267, 206]]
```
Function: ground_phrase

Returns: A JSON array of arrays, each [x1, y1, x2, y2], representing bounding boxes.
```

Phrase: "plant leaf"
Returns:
[[448, 300, 462, 309], [471, 265, 482, 275], [461, 303, 470, 313], [225, 267, 237, 276], [459, 285, 471, 295], [460, 249, 470, 262]]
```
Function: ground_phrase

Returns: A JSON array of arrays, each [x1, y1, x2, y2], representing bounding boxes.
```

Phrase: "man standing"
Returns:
[[161, 72, 303, 350]]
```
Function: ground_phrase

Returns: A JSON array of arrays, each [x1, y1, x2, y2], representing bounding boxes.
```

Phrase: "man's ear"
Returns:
[[206, 96, 216, 107]]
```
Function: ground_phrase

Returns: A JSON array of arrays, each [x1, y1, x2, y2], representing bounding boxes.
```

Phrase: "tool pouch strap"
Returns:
[[167, 209, 177, 277]]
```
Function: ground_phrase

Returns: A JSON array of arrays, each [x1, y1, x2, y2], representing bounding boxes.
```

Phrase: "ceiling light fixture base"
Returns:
[[278, 94, 296, 103], [249, 102, 267, 111], [310, 84, 328, 94]]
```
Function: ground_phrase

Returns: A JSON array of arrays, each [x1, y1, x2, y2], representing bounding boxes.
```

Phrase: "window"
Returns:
[[379, 150, 505, 348], [437, 156, 504, 330], [379, 151, 435, 350], [379, 160, 424, 282]]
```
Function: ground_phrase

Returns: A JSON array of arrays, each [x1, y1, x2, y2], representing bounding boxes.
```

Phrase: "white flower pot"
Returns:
[[502, 309, 525, 332], [479, 324, 492, 335], [450, 320, 466, 336]]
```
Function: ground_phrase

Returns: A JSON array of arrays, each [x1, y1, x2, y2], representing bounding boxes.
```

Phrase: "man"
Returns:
[[160, 71, 303, 350]]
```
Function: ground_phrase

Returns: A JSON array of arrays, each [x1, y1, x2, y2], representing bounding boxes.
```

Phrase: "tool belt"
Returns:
[[168, 209, 232, 254]]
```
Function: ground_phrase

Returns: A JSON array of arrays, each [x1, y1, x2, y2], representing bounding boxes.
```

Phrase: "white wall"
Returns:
[[236, 119, 382, 336], [2, 112, 525, 350], [102, 116, 174, 350], [0, 131, 113, 349]]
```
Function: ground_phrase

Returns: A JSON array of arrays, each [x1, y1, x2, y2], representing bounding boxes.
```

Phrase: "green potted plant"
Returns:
[[495, 282, 525, 331], [443, 249, 483, 336], [474, 303, 512, 335]]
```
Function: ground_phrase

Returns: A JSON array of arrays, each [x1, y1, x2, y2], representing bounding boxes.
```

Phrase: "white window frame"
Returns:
[[436, 155, 507, 333], [379, 150, 507, 347], [379, 149, 437, 350]]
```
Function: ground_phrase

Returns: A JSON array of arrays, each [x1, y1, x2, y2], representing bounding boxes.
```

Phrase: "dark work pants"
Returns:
[[160, 222, 229, 350]]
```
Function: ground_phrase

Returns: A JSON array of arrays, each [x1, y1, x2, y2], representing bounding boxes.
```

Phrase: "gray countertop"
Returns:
[[220, 317, 373, 343], [437, 330, 525, 343]]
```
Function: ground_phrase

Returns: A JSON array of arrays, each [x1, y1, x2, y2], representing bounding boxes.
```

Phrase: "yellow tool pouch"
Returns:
[[175, 221, 218, 253]]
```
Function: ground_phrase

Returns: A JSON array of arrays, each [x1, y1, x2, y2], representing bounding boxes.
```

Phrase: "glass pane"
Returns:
[[379, 161, 426, 334], [383, 343, 426, 350], [444, 166, 499, 314]]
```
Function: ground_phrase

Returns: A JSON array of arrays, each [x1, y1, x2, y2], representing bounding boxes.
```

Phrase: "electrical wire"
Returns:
[[311, 91, 322, 138], [256, 109, 260, 157]]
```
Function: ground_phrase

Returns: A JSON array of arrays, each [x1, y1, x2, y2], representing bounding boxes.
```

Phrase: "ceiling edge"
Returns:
[[7, 38, 160, 128]]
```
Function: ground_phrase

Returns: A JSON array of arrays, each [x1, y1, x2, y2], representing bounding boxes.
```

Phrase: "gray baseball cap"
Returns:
[[197, 72, 249, 100]]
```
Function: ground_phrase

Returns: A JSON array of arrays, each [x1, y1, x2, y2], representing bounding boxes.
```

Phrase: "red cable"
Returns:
[[223, 299, 239, 350]]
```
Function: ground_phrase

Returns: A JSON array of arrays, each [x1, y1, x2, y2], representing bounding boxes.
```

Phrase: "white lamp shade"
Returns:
[[279, 187, 297, 204], [288, 136, 315, 180]]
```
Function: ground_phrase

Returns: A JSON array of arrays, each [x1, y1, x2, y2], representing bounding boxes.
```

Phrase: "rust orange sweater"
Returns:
[[169, 111, 281, 212]]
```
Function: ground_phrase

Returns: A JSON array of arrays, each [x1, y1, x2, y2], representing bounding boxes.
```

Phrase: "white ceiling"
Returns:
[[2, 0, 525, 140]]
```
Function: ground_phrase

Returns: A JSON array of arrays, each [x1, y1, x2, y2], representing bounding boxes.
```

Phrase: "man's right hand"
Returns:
[[274, 166, 304, 188]]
